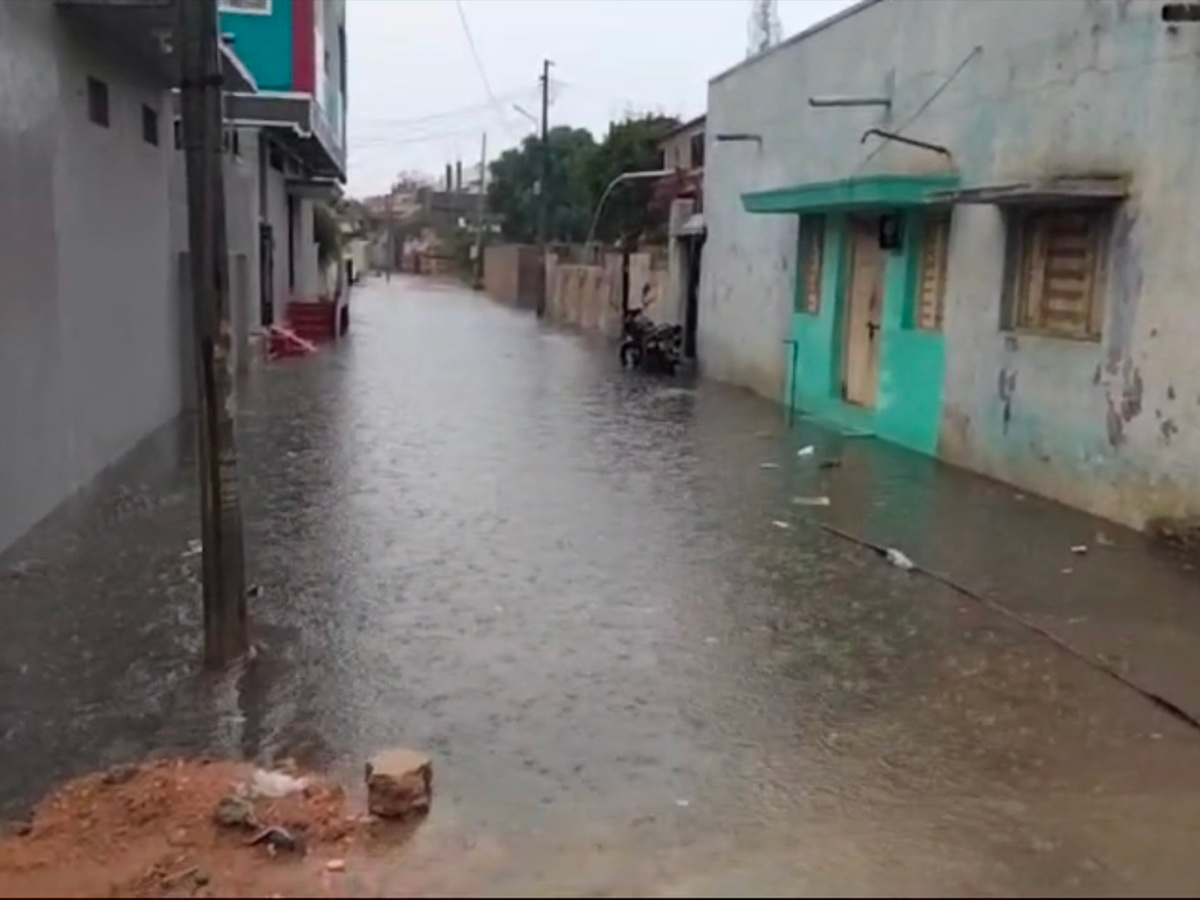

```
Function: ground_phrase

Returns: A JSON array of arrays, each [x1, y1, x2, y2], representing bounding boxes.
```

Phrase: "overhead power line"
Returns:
[[351, 86, 538, 132], [454, 0, 500, 108]]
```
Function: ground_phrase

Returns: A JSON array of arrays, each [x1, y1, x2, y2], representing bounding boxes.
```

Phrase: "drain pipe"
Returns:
[[783, 338, 799, 425]]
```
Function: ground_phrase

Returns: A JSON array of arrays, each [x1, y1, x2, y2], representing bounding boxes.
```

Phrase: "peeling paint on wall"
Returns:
[[1105, 209, 1142, 375], [997, 366, 1017, 434]]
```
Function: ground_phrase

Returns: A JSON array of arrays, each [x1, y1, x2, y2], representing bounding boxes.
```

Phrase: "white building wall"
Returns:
[[702, 0, 1200, 526], [263, 155, 290, 320], [0, 3, 182, 551]]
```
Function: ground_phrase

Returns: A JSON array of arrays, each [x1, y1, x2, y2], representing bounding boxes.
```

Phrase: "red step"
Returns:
[[286, 301, 337, 343]]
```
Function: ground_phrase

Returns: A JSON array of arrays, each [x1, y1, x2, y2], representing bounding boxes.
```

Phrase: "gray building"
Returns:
[[0, 0, 254, 551], [701, 0, 1200, 529]]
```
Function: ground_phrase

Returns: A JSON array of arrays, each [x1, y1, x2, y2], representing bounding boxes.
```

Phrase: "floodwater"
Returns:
[[5, 276, 1200, 895]]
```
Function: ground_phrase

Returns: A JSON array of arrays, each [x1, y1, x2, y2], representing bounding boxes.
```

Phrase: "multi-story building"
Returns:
[[180, 0, 348, 359]]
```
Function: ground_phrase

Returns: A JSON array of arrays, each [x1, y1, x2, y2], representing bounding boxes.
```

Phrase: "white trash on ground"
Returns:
[[759, 462, 780, 469], [791, 496, 831, 507], [884, 548, 915, 571], [772, 520, 791, 530], [797, 445, 815, 457], [250, 768, 309, 799], [1071, 544, 1089, 554]]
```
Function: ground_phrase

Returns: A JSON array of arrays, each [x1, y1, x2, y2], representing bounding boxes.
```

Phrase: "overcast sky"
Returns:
[[346, 0, 853, 198]]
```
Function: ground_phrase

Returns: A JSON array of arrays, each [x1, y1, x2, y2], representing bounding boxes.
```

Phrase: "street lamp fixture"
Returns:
[[584, 169, 674, 249]]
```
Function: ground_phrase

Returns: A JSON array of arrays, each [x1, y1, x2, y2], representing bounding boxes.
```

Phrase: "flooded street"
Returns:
[[6, 276, 1200, 895]]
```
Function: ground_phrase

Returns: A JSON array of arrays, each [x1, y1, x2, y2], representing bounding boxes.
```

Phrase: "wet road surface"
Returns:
[[6, 276, 1200, 894]]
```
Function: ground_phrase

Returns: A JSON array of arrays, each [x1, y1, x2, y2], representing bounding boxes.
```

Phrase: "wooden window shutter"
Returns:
[[1017, 210, 1105, 339], [916, 213, 950, 330]]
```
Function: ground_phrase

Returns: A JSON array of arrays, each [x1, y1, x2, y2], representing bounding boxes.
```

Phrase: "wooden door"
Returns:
[[842, 218, 885, 407]]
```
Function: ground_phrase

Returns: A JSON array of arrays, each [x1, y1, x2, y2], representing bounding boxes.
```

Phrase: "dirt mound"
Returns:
[[0, 758, 366, 898]]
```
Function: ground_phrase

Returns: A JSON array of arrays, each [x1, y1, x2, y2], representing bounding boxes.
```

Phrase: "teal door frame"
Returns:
[[746, 174, 960, 455]]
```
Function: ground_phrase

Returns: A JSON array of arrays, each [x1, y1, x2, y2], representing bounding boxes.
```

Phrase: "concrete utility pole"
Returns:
[[473, 131, 488, 289], [178, 0, 248, 667], [536, 58, 553, 315]]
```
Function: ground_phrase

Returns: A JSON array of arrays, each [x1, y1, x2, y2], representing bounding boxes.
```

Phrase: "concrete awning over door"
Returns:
[[929, 175, 1129, 207], [741, 174, 960, 214]]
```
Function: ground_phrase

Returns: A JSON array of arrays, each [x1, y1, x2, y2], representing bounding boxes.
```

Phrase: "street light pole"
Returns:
[[584, 169, 674, 249], [473, 131, 487, 288], [178, 0, 248, 667], [536, 58, 553, 316]]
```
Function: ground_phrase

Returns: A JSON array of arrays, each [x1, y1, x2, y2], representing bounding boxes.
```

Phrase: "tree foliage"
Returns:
[[583, 114, 679, 246], [487, 126, 596, 244], [486, 113, 680, 247]]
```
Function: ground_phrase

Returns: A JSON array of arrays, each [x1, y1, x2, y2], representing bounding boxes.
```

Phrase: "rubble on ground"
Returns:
[[0, 758, 368, 898], [365, 749, 433, 819]]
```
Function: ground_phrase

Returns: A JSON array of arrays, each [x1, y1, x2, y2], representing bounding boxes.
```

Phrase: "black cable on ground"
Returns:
[[810, 519, 1200, 734]]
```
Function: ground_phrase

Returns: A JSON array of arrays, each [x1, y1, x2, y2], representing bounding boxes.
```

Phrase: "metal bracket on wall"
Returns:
[[859, 128, 952, 159], [715, 133, 764, 148]]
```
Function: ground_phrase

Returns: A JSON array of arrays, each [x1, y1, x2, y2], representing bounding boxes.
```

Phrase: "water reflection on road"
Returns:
[[4, 276, 1200, 895]]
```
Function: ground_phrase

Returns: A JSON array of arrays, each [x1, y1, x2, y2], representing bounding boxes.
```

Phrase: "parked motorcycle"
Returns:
[[620, 307, 682, 375]]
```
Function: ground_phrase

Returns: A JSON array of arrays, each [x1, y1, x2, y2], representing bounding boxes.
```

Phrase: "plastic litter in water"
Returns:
[[675, 799, 690, 808], [884, 548, 915, 571], [759, 462, 780, 469], [797, 445, 815, 457], [1071, 544, 1089, 554], [772, 520, 791, 530], [791, 495, 831, 507]]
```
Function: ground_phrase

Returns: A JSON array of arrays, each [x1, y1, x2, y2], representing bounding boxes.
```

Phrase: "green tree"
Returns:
[[487, 126, 597, 244], [584, 114, 679, 246]]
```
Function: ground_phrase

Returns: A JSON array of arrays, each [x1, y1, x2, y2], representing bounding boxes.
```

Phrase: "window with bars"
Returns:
[[915, 212, 950, 331], [796, 215, 824, 315], [1004, 208, 1109, 340]]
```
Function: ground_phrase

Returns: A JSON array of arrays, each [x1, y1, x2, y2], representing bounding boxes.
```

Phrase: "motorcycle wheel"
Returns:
[[620, 341, 642, 369]]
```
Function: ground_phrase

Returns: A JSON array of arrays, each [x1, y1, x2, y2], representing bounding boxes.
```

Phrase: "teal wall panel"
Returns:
[[220, 0, 294, 92]]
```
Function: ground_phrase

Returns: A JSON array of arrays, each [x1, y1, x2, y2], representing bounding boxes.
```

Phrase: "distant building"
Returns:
[[659, 115, 706, 175], [657, 116, 706, 362]]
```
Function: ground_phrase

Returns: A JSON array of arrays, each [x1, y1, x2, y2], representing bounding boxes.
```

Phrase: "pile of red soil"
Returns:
[[0, 759, 367, 898]]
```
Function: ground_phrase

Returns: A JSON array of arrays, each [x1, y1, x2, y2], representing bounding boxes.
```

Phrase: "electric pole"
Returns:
[[178, 0, 248, 667], [536, 58, 553, 316], [386, 186, 395, 280], [473, 131, 488, 289]]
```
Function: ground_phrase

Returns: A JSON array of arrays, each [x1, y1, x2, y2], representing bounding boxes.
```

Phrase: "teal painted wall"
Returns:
[[220, 0, 294, 92], [787, 211, 946, 455]]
